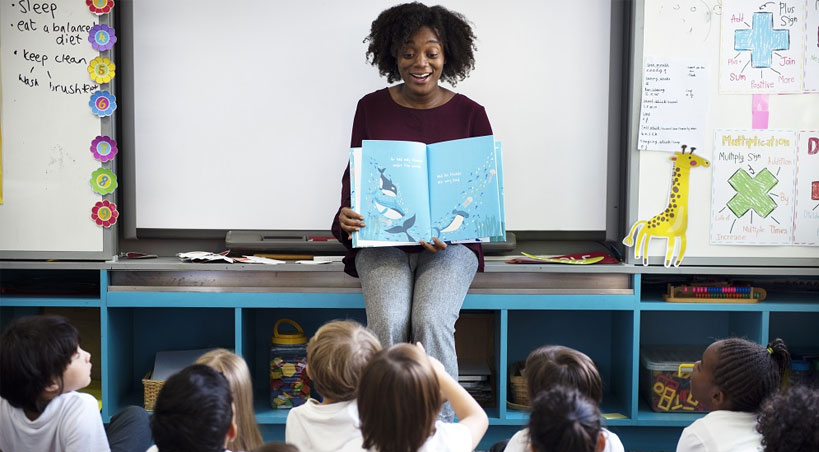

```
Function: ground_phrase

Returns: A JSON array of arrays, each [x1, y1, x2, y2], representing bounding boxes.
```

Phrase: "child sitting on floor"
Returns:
[[340, 342, 488, 452], [196, 349, 264, 451], [285, 320, 381, 452], [504, 345, 623, 452], [528, 386, 607, 452], [676, 338, 789, 452], [0, 314, 150, 452]]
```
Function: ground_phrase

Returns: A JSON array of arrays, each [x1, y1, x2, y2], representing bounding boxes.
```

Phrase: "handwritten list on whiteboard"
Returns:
[[0, 1, 104, 252], [638, 57, 709, 152]]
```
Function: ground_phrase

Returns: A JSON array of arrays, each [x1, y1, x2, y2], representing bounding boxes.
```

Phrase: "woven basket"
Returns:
[[142, 371, 165, 411], [509, 361, 530, 407]]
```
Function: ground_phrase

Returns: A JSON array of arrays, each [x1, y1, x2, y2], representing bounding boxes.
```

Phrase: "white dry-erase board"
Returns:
[[627, 0, 819, 265], [0, 1, 115, 258], [120, 0, 623, 235]]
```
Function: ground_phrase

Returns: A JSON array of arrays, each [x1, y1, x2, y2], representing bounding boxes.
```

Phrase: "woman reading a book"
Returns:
[[330, 2, 492, 421]]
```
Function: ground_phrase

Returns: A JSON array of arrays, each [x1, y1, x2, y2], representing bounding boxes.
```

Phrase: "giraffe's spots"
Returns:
[[669, 213, 674, 218], [673, 204, 677, 208], [672, 186, 679, 193], [665, 208, 670, 213], [670, 194, 675, 199]]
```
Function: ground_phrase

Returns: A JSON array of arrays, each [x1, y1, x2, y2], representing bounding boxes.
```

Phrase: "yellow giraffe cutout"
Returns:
[[623, 145, 711, 267]]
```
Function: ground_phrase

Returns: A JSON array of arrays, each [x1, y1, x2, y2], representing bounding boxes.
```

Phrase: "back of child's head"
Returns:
[[528, 386, 602, 452], [757, 385, 819, 452], [152, 364, 234, 452], [525, 345, 603, 405], [357, 343, 441, 452], [0, 315, 80, 414], [712, 337, 789, 412], [251, 442, 300, 452], [307, 320, 381, 402], [195, 348, 263, 451]]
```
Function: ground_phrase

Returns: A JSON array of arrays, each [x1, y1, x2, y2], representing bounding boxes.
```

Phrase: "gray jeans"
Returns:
[[355, 244, 478, 421]]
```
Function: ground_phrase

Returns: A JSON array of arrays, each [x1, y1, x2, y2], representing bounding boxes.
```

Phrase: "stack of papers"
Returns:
[[176, 251, 284, 265]]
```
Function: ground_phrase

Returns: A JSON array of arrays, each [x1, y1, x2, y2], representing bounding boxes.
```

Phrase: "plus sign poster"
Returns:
[[719, 0, 805, 93], [711, 129, 797, 244]]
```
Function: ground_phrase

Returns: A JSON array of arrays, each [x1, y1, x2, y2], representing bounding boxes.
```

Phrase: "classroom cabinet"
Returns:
[[1, 266, 817, 451]]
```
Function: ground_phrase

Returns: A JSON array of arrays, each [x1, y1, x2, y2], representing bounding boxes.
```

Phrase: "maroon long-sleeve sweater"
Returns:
[[331, 88, 493, 277]]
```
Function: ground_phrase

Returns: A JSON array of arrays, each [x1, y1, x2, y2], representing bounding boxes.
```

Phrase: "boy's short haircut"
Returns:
[[151, 364, 234, 452], [525, 345, 603, 404], [306, 320, 381, 402], [0, 315, 80, 414]]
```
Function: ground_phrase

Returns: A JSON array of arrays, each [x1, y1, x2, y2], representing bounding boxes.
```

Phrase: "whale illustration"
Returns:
[[434, 209, 470, 235], [378, 168, 398, 196], [385, 214, 416, 242], [373, 190, 405, 220]]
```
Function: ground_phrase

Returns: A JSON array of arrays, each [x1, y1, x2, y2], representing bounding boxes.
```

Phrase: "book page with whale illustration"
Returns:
[[351, 135, 504, 248]]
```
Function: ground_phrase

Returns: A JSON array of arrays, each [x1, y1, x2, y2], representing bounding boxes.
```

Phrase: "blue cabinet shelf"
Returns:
[[2, 266, 817, 451]]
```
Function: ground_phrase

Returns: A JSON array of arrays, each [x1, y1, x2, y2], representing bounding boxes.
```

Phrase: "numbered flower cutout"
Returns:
[[90, 136, 118, 162], [88, 24, 117, 51], [90, 168, 118, 195], [88, 57, 116, 84], [91, 200, 119, 228], [86, 0, 114, 15], [89, 90, 117, 117]]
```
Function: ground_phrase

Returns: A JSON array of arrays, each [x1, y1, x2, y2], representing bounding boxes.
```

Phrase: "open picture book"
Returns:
[[351, 135, 505, 248]]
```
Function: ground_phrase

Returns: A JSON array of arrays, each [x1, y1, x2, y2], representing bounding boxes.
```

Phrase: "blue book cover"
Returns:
[[351, 135, 504, 248]]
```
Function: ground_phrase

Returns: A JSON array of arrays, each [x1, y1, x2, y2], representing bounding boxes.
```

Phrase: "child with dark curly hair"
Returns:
[[756, 385, 819, 452], [331, 2, 493, 422], [528, 386, 606, 452], [676, 338, 790, 452]]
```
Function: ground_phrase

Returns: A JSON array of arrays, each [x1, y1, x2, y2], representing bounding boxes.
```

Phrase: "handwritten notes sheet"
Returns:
[[638, 57, 709, 152]]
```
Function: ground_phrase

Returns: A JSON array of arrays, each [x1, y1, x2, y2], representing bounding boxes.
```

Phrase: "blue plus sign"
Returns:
[[734, 12, 789, 68]]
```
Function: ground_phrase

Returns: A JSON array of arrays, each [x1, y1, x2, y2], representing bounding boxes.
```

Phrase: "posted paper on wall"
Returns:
[[711, 130, 796, 245], [793, 131, 819, 245], [638, 57, 709, 152], [719, 0, 805, 93], [805, 0, 819, 92]]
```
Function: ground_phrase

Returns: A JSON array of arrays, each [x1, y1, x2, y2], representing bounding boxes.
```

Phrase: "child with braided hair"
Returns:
[[676, 338, 790, 452]]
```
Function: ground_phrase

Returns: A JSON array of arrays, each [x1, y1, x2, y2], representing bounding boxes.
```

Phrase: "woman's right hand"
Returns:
[[338, 207, 365, 239]]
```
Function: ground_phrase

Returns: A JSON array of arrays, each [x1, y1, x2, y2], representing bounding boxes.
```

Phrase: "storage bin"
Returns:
[[269, 318, 311, 409], [142, 371, 164, 412], [640, 347, 707, 412]]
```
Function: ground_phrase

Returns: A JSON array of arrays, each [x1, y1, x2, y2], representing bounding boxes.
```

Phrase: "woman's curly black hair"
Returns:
[[757, 385, 819, 452], [365, 2, 477, 86]]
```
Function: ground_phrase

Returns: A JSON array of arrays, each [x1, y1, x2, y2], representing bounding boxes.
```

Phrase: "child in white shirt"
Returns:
[[675, 337, 789, 452], [503, 345, 624, 452], [0, 315, 150, 452], [528, 386, 608, 452], [285, 320, 381, 452], [339, 342, 489, 452]]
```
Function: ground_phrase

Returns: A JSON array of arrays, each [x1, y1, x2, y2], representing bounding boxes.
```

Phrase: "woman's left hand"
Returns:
[[419, 237, 447, 253]]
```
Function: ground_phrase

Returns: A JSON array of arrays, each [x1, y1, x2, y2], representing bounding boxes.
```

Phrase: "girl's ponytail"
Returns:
[[766, 338, 790, 377]]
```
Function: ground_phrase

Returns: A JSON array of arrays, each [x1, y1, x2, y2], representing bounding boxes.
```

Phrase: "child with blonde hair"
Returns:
[[285, 320, 381, 452], [340, 342, 488, 452], [503, 345, 624, 452], [196, 348, 264, 452]]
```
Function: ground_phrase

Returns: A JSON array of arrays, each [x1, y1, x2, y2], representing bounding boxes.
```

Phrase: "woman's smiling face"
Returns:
[[396, 26, 445, 98]]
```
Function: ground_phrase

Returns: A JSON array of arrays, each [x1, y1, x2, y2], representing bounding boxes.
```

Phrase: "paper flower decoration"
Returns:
[[86, 0, 114, 15], [89, 24, 117, 51], [90, 136, 118, 162], [88, 57, 116, 84], [90, 168, 118, 195], [89, 90, 117, 117], [91, 200, 119, 228]]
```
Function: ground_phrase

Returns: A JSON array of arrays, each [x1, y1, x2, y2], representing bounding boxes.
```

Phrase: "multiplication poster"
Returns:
[[711, 129, 796, 245]]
